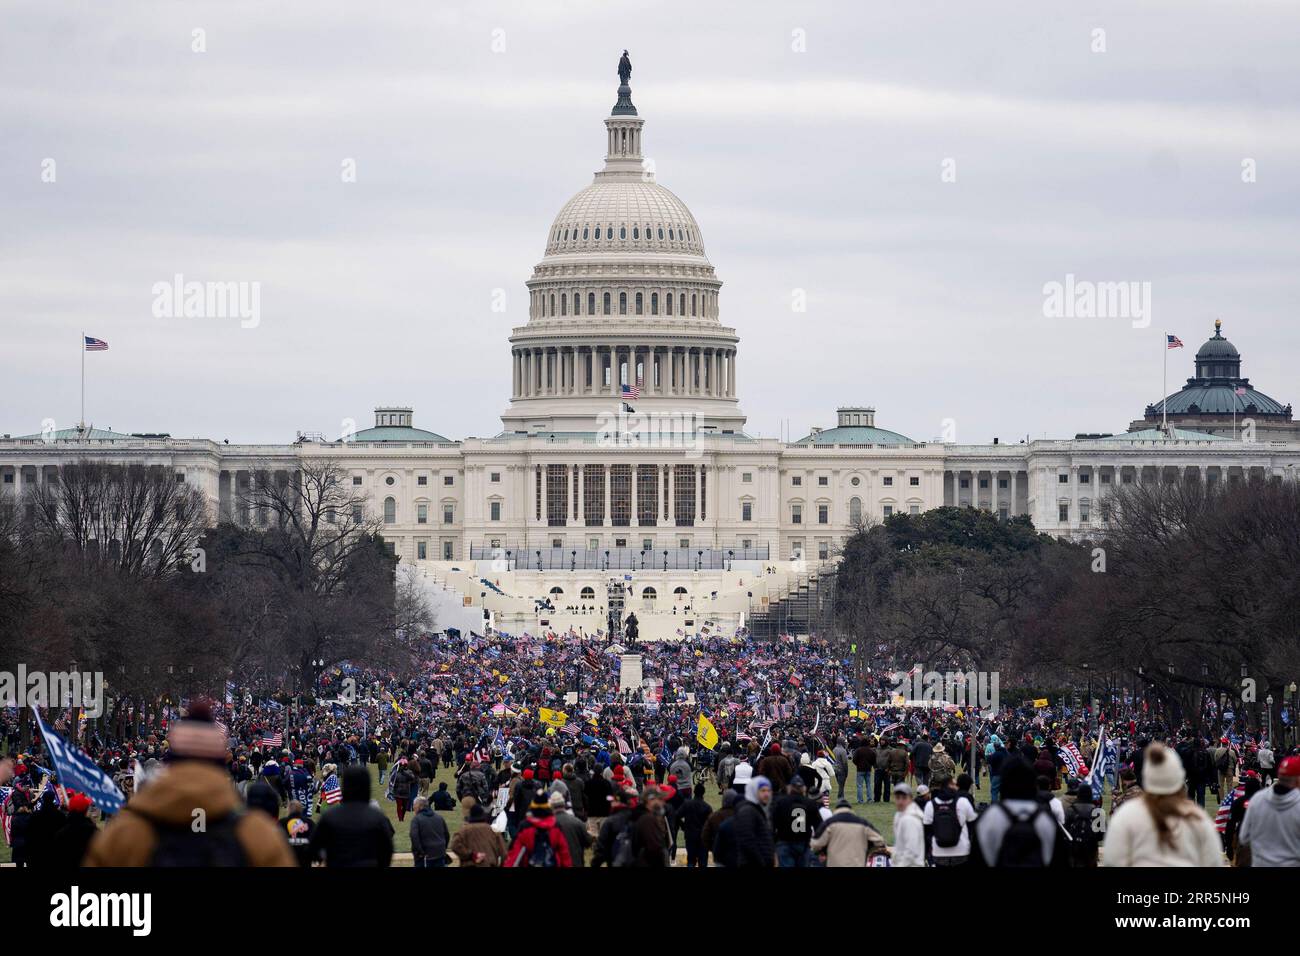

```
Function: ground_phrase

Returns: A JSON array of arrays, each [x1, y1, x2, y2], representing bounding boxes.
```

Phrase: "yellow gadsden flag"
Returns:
[[696, 713, 720, 751], [538, 707, 567, 728], [1032, 698, 1049, 709]]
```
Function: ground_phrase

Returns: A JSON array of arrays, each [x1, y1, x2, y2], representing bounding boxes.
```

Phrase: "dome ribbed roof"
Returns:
[[1147, 384, 1288, 416], [795, 425, 915, 445], [544, 180, 705, 257]]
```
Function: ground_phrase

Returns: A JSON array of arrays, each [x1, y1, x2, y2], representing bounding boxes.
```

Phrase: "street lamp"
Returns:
[[1266, 694, 1275, 744]]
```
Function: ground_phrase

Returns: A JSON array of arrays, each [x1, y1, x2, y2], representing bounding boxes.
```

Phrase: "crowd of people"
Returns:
[[2, 630, 1298, 868]]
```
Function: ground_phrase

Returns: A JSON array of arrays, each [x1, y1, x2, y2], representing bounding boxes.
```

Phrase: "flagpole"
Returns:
[[1161, 332, 1168, 433], [80, 329, 85, 429]]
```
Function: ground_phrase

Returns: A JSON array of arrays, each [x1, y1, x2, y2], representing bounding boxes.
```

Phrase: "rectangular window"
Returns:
[[584, 465, 605, 526], [909, 505, 920, 515], [999, 478, 1008, 488], [615, 537, 626, 547], [818, 504, 828, 524], [1081, 502, 1091, 521], [490, 501, 501, 521], [742, 472, 753, 484], [1058, 473, 1069, 483], [535, 467, 542, 520], [679, 538, 690, 549], [818, 541, 829, 560], [444, 475, 454, 486], [611, 464, 632, 527], [1058, 503, 1069, 522], [1080, 473, 1091, 484], [175, 473, 185, 483], [673, 464, 696, 527], [882, 505, 893, 517], [443, 506, 454, 524], [791, 504, 802, 524], [742, 501, 752, 521], [818, 476, 828, 486], [351, 504, 363, 522], [417, 540, 427, 560], [1100, 473, 1112, 484], [959, 478, 969, 489], [417, 475, 428, 486], [417, 503, 428, 524], [637, 465, 658, 526], [910, 476, 920, 486], [385, 541, 396, 556], [979, 478, 988, 488], [742, 538, 752, 549], [352, 476, 362, 486], [642, 538, 653, 551], [443, 540, 453, 560], [791, 476, 801, 486], [883, 476, 893, 487], [547, 464, 568, 526], [490, 472, 501, 483]]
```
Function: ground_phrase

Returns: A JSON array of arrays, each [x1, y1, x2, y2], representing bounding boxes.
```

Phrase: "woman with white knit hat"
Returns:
[[1102, 743, 1224, 867]]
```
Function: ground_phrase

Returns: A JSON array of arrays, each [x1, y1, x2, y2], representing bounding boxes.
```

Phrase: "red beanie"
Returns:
[[68, 793, 93, 814], [522, 769, 534, 780]]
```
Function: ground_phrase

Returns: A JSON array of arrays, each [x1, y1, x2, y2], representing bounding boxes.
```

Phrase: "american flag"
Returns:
[[0, 787, 12, 845], [260, 730, 283, 748], [1214, 782, 1246, 833], [1234, 385, 1247, 396], [84, 336, 109, 351], [621, 379, 641, 400], [1166, 334, 1184, 349], [321, 773, 342, 805]]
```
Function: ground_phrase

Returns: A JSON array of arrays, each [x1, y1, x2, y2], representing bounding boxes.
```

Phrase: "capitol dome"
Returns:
[[544, 180, 707, 258], [501, 59, 744, 435]]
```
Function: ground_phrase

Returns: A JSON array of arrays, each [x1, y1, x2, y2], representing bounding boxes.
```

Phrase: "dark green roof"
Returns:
[[13, 426, 138, 441], [794, 425, 915, 445], [1146, 383, 1289, 417], [350, 425, 451, 443], [1114, 428, 1228, 442]]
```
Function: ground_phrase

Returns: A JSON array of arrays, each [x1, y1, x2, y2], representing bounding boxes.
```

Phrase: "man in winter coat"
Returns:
[[852, 737, 876, 804], [409, 795, 451, 867], [449, 802, 507, 866], [732, 774, 775, 867], [505, 794, 573, 867], [309, 765, 395, 867], [549, 791, 593, 865], [85, 701, 295, 868], [757, 744, 794, 792], [811, 799, 886, 866], [891, 782, 926, 867], [1239, 755, 1300, 867]]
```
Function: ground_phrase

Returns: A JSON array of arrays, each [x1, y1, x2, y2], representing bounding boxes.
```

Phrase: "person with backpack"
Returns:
[[591, 785, 637, 867], [771, 775, 823, 867], [1061, 783, 1101, 866], [1234, 755, 1300, 867], [1213, 737, 1239, 801], [84, 699, 295, 867], [923, 775, 978, 866], [505, 793, 573, 867], [967, 757, 1070, 868], [732, 774, 775, 867], [409, 795, 451, 867]]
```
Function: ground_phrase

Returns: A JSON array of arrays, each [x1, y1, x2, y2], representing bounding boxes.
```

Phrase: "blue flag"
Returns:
[[1088, 725, 1116, 802], [34, 709, 126, 814]]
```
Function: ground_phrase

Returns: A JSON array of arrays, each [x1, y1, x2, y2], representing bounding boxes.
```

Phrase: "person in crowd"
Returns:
[[84, 700, 295, 867], [449, 800, 507, 866], [732, 774, 775, 867], [852, 736, 875, 804], [504, 792, 573, 867], [281, 800, 317, 867], [891, 782, 926, 867], [1103, 744, 1224, 867], [811, 798, 886, 866], [923, 774, 978, 866], [1238, 755, 1300, 867], [968, 757, 1069, 867], [309, 765, 395, 867], [409, 794, 451, 867]]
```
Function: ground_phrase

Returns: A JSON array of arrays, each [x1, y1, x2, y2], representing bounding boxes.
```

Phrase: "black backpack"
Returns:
[[528, 830, 559, 868], [1063, 804, 1098, 848], [140, 808, 249, 867], [930, 794, 962, 849], [992, 802, 1052, 867], [1215, 749, 1231, 773]]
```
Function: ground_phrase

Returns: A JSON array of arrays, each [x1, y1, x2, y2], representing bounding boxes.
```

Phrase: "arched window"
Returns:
[[550, 294, 556, 316], [635, 292, 643, 315], [582, 226, 589, 239], [691, 294, 697, 316], [383, 497, 396, 524], [580, 586, 595, 600], [560, 294, 567, 315], [606, 226, 613, 239], [572, 292, 580, 314], [658, 227, 664, 240], [642, 586, 657, 601], [549, 586, 564, 596], [603, 292, 611, 315], [619, 225, 626, 239], [666, 292, 673, 315], [679, 293, 685, 315], [673, 586, 688, 598], [563, 228, 569, 241], [619, 292, 628, 315], [651, 292, 659, 315], [588, 292, 596, 314], [849, 497, 863, 524], [633, 226, 639, 239]]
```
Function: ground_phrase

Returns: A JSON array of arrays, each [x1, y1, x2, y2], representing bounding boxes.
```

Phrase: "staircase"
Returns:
[[747, 565, 836, 640]]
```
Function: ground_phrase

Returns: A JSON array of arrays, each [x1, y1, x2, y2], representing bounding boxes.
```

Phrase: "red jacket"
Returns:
[[505, 814, 573, 867]]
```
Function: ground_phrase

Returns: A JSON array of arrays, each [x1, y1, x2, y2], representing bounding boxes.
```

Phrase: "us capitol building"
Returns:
[[4, 62, 1299, 638]]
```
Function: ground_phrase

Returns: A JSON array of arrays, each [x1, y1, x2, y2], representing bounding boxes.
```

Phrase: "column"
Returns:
[[667, 465, 675, 525], [577, 465, 585, 523], [1009, 470, 1018, 517], [603, 465, 612, 526], [631, 464, 639, 526], [609, 346, 619, 396]]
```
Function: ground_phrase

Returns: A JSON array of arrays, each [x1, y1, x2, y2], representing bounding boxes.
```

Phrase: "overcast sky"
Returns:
[[3, 0, 1298, 444]]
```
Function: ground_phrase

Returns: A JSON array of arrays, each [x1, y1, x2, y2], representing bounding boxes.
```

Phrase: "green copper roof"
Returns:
[[13, 426, 138, 441], [794, 425, 915, 445], [1107, 428, 1228, 442], [350, 425, 451, 443]]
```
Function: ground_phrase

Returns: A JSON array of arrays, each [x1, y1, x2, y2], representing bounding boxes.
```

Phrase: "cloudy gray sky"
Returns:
[[3, 0, 1298, 444]]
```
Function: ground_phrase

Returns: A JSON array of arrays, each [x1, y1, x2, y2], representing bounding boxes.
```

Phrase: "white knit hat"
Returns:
[[1141, 744, 1186, 795]]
